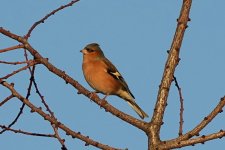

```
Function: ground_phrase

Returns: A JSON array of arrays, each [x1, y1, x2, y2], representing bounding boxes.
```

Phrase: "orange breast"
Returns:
[[82, 61, 121, 95]]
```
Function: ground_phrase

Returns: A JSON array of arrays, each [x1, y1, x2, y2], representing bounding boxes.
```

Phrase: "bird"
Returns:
[[80, 43, 148, 119]]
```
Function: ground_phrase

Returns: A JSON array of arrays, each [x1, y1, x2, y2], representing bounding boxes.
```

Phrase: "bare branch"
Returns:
[[0, 95, 14, 107], [0, 27, 148, 131], [148, 0, 192, 148], [173, 75, 184, 136], [52, 124, 67, 149], [0, 44, 24, 53], [0, 80, 124, 150], [0, 67, 35, 134], [0, 60, 38, 80], [25, 0, 80, 39], [0, 60, 33, 65], [0, 125, 55, 137], [160, 130, 225, 149], [160, 96, 225, 149]]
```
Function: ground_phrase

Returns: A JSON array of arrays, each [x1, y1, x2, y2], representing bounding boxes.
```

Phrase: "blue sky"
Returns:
[[1, 0, 225, 149]]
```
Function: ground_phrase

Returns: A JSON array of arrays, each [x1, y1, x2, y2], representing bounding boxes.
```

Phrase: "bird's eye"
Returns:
[[86, 48, 94, 52]]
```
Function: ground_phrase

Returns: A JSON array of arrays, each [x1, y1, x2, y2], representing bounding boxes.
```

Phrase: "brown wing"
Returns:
[[102, 58, 135, 99]]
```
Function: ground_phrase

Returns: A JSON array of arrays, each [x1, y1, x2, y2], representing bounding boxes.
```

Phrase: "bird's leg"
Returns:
[[102, 94, 109, 100], [100, 94, 109, 108]]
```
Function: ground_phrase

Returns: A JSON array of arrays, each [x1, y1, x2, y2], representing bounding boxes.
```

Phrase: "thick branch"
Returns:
[[149, 0, 192, 147]]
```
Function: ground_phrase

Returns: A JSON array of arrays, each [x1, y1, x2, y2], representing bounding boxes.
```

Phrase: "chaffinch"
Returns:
[[80, 43, 148, 119]]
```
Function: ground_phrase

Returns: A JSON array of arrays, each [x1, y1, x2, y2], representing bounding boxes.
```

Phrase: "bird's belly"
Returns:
[[83, 66, 120, 95]]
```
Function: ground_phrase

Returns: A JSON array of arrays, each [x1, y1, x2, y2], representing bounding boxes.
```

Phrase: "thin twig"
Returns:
[[0, 95, 14, 107], [0, 80, 123, 150], [0, 125, 55, 137], [0, 60, 38, 80], [33, 79, 55, 117], [161, 96, 225, 149], [52, 124, 67, 149], [0, 60, 33, 65], [0, 44, 24, 53], [25, 0, 80, 39], [173, 75, 184, 136], [32, 73, 66, 148], [0, 67, 35, 134], [160, 130, 225, 149]]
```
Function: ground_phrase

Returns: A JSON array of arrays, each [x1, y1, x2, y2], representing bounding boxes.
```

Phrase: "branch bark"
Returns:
[[0, 27, 148, 131], [0, 80, 123, 150], [148, 0, 192, 149]]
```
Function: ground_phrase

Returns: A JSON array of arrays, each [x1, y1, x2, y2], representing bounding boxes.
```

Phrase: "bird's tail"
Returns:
[[117, 89, 148, 119], [127, 100, 149, 119]]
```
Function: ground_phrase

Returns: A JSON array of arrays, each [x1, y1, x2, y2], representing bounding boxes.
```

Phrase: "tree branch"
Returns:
[[0, 94, 14, 107], [0, 60, 38, 80], [159, 130, 225, 149], [0, 80, 123, 150], [0, 125, 55, 137], [25, 0, 80, 39], [148, 0, 192, 148], [173, 75, 184, 136], [0, 60, 33, 65], [162, 96, 225, 148], [0, 44, 24, 53], [0, 27, 148, 131]]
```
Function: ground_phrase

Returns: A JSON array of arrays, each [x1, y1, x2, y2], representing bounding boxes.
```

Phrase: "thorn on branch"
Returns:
[[204, 117, 208, 120], [175, 47, 180, 51], [165, 65, 169, 69], [10, 83, 15, 87], [195, 132, 200, 136], [188, 134, 192, 138], [165, 102, 168, 106], [72, 135, 76, 139], [30, 109, 35, 113]]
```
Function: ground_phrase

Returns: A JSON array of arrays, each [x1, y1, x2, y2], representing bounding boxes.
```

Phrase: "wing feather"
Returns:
[[102, 58, 135, 99]]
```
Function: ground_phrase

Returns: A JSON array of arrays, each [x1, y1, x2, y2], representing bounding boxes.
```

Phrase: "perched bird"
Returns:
[[80, 43, 148, 119]]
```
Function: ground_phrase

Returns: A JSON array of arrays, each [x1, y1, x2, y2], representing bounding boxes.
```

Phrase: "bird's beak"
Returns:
[[80, 49, 88, 54], [80, 49, 84, 54]]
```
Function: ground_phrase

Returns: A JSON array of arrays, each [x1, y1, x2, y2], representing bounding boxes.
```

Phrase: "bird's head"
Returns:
[[80, 43, 105, 60]]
